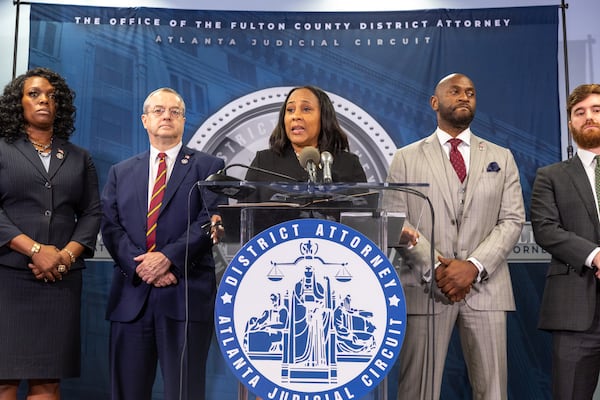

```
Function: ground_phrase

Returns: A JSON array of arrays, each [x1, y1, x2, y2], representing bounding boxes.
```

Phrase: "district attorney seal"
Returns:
[[215, 218, 406, 399]]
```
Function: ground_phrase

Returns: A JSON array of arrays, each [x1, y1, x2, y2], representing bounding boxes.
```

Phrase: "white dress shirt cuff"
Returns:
[[422, 261, 441, 283], [467, 257, 487, 283], [586, 247, 600, 268]]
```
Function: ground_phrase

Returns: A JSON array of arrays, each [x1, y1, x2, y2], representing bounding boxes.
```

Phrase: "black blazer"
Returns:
[[531, 154, 600, 332], [244, 147, 367, 202], [0, 136, 102, 270]]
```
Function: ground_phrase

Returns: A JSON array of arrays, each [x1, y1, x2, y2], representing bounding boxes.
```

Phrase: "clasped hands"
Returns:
[[134, 251, 175, 287], [29, 244, 72, 282], [135, 214, 225, 287], [435, 256, 478, 303], [399, 228, 477, 303]]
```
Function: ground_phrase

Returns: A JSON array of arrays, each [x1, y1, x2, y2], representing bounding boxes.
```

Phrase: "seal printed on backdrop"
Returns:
[[215, 218, 406, 399]]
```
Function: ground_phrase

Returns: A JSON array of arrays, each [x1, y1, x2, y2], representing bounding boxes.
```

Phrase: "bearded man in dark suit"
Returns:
[[532, 83, 600, 400]]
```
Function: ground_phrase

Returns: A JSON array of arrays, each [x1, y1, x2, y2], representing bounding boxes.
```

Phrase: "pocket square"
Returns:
[[486, 162, 501, 172]]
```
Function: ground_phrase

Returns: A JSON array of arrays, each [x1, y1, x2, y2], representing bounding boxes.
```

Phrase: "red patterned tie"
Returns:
[[146, 153, 167, 251], [448, 138, 466, 183]]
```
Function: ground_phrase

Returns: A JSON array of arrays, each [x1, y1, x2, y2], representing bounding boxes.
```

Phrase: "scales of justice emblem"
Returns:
[[215, 219, 406, 399]]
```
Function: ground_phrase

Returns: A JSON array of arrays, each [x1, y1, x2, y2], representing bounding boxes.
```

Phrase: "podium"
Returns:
[[199, 180, 429, 400]]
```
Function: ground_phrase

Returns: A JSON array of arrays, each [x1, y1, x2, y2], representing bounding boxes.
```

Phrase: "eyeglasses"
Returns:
[[146, 106, 185, 119]]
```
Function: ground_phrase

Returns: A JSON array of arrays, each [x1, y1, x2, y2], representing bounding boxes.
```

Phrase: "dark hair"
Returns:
[[567, 84, 600, 118], [269, 85, 350, 156], [0, 67, 76, 142]]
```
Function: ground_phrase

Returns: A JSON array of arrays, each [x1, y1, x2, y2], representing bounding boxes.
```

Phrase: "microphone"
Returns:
[[298, 146, 320, 183], [320, 151, 333, 184], [205, 163, 298, 183]]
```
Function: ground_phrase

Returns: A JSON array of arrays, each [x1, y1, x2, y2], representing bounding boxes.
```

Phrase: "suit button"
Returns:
[[44, 182, 52, 189], [450, 220, 456, 225], [44, 210, 52, 217]]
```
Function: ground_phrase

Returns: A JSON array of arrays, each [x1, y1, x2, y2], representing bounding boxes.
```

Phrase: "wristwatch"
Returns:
[[30, 242, 41, 257]]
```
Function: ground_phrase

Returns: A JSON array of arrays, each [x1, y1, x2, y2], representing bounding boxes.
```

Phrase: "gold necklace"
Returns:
[[28, 136, 53, 154]]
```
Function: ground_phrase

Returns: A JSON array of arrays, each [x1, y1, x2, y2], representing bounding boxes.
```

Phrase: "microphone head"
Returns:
[[320, 151, 333, 164], [298, 146, 320, 169], [320, 151, 334, 183]]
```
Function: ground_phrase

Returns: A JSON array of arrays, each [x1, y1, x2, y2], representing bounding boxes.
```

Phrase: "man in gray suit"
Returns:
[[531, 83, 600, 400], [386, 73, 525, 400]]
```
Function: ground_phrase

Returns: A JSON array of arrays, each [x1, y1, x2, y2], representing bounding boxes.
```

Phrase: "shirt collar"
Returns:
[[577, 148, 600, 168], [150, 142, 182, 162], [435, 127, 472, 147]]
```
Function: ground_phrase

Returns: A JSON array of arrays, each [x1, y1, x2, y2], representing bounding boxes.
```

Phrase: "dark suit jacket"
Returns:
[[0, 136, 101, 269], [244, 147, 367, 202], [101, 146, 226, 322], [531, 154, 600, 332]]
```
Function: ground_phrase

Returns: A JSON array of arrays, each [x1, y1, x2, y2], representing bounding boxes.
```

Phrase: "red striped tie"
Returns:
[[448, 138, 466, 183], [146, 153, 167, 252]]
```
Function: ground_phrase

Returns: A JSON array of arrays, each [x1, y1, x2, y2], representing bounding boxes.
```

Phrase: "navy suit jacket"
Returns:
[[102, 145, 226, 322], [531, 154, 600, 332]]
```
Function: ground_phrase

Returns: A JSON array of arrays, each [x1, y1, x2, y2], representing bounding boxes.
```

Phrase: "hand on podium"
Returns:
[[210, 214, 225, 244], [398, 226, 420, 248]]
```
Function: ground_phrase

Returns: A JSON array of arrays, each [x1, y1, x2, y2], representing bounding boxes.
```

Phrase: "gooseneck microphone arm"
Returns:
[[206, 163, 300, 182]]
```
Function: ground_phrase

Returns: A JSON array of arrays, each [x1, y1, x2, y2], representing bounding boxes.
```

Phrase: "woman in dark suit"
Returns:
[[245, 85, 367, 201], [0, 67, 102, 399]]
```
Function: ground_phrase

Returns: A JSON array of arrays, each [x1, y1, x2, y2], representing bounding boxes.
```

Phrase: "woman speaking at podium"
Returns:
[[244, 85, 368, 400]]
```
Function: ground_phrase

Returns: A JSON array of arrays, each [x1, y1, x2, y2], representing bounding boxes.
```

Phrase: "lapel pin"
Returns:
[[181, 154, 190, 165], [56, 149, 65, 159]]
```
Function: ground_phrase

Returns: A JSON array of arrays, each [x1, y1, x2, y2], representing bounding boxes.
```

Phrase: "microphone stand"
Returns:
[[11, 0, 21, 79], [560, 0, 573, 159]]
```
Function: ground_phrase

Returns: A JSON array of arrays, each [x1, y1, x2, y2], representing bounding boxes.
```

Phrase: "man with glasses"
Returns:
[[101, 87, 226, 400]]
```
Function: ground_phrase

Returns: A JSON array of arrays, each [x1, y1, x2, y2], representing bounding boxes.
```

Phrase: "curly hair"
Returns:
[[269, 85, 350, 156], [0, 67, 76, 142]]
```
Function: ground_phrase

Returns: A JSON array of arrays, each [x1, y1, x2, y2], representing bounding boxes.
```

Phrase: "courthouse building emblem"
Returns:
[[215, 218, 406, 399]]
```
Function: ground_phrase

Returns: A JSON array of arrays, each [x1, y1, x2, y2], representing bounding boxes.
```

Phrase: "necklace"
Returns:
[[28, 136, 53, 154]]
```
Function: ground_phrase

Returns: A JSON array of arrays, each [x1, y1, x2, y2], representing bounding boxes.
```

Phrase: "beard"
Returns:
[[438, 104, 475, 130], [572, 123, 600, 149]]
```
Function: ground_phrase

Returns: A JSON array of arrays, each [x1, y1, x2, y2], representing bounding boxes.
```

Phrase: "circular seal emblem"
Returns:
[[215, 218, 406, 399]]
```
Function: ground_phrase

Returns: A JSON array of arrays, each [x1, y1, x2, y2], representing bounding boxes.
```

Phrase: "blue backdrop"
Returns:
[[26, 4, 559, 399]]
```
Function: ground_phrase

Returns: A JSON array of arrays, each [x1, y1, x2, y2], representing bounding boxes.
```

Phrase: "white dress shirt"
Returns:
[[147, 143, 182, 209]]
